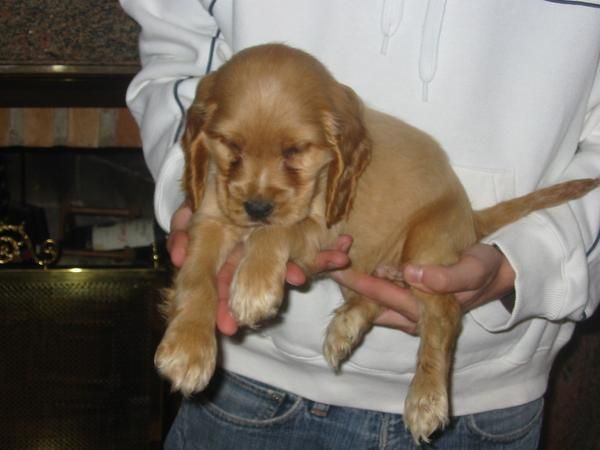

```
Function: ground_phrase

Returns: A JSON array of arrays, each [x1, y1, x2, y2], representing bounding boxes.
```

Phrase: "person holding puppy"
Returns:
[[120, 0, 600, 448]]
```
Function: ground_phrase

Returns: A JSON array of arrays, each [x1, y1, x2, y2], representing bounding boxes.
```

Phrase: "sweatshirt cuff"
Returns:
[[154, 144, 185, 232], [469, 212, 587, 332]]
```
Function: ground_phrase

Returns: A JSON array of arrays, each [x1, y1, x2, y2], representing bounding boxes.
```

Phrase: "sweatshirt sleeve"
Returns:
[[470, 79, 600, 332], [119, 0, 229, 231]]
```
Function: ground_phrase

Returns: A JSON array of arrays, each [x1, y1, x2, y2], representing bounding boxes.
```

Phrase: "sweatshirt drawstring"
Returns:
[[379, 0, 447, 101], [419, 0, 447, 101], [380, 0, 404, 55]]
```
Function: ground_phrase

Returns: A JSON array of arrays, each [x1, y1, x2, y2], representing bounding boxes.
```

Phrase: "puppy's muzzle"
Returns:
[[243, 199, 274, 220]]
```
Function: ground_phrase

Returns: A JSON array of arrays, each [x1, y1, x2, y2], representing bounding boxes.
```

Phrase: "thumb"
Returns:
[[402, 264, 432, 292], [403, 263, 463, 294], [404, 256, 487, 294]]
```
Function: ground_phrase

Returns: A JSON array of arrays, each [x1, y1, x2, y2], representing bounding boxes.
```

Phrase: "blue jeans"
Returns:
[[164, 370, 543, 450]]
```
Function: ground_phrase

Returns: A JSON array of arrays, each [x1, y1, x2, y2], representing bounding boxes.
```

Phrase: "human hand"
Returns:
[[330, 243, 515, 335], [166, 203, 353, 336]]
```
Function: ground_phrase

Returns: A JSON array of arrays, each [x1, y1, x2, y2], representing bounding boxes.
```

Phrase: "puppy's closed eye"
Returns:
[[281, 144, 319, 173], [282, 146, 302, 159], [229, 151, 243, 170], [211, 133, 243, 153], [209, 133, 244, 169]]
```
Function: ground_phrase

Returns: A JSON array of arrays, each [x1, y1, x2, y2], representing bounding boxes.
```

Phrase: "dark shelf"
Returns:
[[0, 73, 134, 107]]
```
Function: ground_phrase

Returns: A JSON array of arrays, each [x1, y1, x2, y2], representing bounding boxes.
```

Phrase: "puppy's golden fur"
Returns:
[[155, 44, 599, 442]]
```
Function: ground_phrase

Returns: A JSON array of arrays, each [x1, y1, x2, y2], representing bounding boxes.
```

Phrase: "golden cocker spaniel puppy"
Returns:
[[155, 44, 599, 442]]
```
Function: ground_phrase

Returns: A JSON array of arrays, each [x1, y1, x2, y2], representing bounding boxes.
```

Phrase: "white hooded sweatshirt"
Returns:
[[120, 0, 600, 416]]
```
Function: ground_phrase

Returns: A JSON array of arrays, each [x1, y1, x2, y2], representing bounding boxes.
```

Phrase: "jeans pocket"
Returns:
[[464, 398, 544, 444], [197, 370, 303, 427]]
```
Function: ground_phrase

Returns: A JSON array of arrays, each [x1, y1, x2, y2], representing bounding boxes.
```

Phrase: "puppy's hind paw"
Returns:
[[154, 325, 217, 396], [322, 332, 353, 370], [404, 384, 449, 444], [322, 307, 371, 370]]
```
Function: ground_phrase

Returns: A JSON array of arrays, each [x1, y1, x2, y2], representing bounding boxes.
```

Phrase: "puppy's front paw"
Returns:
[[154, 322, 217, 396], [404, 375, 449, 443], [323, 306, 371, 370], [229, 257, 286, 327]]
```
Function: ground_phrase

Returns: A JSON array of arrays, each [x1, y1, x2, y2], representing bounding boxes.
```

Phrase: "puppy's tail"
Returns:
[[473, 178, 599, 239]]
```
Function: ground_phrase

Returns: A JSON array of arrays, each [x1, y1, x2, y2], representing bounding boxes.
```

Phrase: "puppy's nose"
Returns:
[[243, 199, 274, 220]]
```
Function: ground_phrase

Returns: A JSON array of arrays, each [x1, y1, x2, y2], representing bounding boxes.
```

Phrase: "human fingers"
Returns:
[[284, 263, 307, 287], [285, 235, 353, 286], [373, 309, 419, 335], [331, 268, 420, 322], [170, 201, 193, 231], [167, 203, 193, 267], [216, 244, 244, 298], [215, 244, 245, 335], [167, 230, 189, 268], [216, 298, 238, 336]]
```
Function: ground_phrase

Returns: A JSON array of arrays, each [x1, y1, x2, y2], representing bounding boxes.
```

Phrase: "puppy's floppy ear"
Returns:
[[322, 83, 371, 227], [182, 73, 216, 211]]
